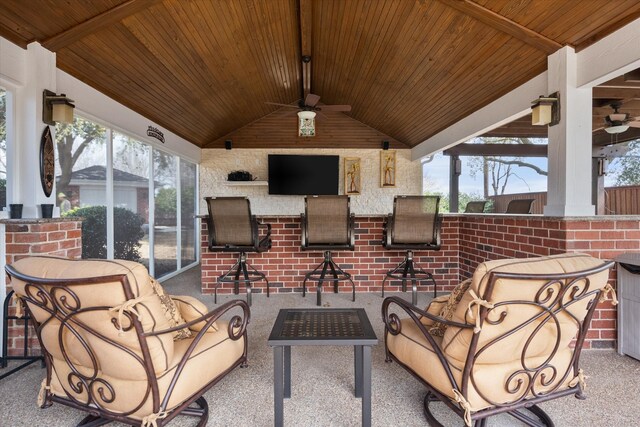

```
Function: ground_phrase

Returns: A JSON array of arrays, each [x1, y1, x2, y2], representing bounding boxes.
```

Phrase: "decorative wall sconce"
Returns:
[[531, 92, 559, 126], [43, 89, 75, 125], [298, 110, 316, 137]]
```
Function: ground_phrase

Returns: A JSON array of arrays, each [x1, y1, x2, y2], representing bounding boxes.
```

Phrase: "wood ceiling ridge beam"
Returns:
[[42, 0, 163, 51], [436, 0, 562, 54], [298, 0, 313, 98]]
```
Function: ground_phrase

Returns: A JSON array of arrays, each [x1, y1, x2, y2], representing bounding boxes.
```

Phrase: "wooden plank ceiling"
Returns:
[[1, 0, 639, 149]]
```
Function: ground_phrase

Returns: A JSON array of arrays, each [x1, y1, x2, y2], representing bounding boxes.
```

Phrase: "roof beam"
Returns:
[[42, 0, 163, 51], [443, 143, 547, 157], [436, 0, 562, 54], [298, 0, 313, 97], [577, 16, 640, 87]]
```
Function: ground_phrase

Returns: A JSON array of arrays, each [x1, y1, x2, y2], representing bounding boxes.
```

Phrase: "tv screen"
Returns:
[[268, 154, 339, 195]]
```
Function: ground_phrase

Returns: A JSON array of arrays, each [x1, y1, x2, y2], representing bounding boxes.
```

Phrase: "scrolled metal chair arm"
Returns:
[[382, 296, 470, 392], [143, 299, 250, 340]]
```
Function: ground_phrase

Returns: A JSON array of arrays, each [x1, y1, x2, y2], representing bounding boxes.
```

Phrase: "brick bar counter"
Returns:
[[1, 218, 83, 356], [202, 214, 640, 349]]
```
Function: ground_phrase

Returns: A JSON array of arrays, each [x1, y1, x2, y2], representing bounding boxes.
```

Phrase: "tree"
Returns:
[[55, 118, 106, 198], [614, 141, 640, 186], [467, 137, 547, 197], [425, 190, 486, 213]]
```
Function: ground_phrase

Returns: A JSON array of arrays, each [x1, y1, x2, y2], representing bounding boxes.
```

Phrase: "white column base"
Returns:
[[543, 203, 595, 217]]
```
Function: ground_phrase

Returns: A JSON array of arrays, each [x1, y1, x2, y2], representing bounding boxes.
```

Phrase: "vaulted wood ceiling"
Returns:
[[1, 0, 640, 149]]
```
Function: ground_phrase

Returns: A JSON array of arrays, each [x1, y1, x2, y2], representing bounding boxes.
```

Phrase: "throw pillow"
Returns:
[[428, 278, 472, 337], [149, 277, 192, 340], [172, 295, 219, 332]]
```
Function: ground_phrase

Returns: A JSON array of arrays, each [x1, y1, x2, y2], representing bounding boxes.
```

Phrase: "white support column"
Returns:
[[13, 42, 57, 218], [544, 47, 595, 216]]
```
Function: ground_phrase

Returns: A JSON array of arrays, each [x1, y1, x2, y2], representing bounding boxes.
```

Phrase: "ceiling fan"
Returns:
[[604, 102, 640, 134], [266, 93, 351, 113]]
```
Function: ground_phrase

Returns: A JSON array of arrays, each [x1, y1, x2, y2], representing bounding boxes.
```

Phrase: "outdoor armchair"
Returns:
[[382, 253, 615, 426], [6, 256, 250, 427]]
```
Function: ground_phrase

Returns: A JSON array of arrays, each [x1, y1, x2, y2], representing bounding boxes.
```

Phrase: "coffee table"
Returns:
[[268, 308, 378, 427]]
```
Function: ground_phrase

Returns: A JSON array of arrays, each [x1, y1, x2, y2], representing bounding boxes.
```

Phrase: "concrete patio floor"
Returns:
[[0, 265, 638, 427]]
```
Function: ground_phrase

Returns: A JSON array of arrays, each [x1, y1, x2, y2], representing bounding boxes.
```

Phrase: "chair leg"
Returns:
[[383, 251, 438, 304], [304, 251, 354, 306], [217, 253, 268, 306], [75, 415, 111, 426]]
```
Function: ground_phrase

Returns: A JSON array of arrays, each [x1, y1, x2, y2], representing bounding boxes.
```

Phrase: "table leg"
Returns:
[[354, 345, 363, 398], [362, 346, 372, 427], [274, 346, 284, 427], [284, 346, 291, 398]]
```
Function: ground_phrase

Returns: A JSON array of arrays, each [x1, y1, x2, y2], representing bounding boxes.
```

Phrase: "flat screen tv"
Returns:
[[268, 154, 339, 195]]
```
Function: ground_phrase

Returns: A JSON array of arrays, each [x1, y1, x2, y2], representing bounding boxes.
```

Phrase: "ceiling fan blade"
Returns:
[[305, 93, 320, 107], [265, 102, 299, 108], [319, 105, 352, 112]]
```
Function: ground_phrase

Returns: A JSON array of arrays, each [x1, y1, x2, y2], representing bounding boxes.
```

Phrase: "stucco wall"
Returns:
[[199, 148, 422, 215]]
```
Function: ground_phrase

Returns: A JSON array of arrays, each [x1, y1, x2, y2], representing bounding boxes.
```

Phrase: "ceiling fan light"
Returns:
[[297, 110, 316, 137], [605, 124, 630, 134]]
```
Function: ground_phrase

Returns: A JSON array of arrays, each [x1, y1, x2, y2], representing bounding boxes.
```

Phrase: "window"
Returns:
[[154, 150, 178, 278], [180, 159, 197, 267], [54, 115, 198, 278], [113, 132, 150, 266], [56, 116, 108, 258], [0, 88, 6, 210]]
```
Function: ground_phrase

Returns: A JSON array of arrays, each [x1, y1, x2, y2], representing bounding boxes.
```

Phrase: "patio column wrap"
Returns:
[[544, 46, 595, 216]]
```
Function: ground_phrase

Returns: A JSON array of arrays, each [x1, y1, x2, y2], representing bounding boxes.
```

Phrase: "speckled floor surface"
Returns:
[[1, 265, 638, 426]]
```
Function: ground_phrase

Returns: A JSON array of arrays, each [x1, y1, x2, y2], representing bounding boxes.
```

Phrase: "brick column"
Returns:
[[2, 218, 82, 356]]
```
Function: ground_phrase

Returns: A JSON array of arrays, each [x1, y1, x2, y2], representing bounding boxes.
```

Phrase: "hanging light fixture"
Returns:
[[298, 110, 316, 137]]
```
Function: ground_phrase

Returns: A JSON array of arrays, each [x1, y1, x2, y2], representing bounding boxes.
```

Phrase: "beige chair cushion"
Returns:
[[150, 278, 191, 340], [388, 253, 610, 412], [171, 295, 219, 332], [47, 321, 245, 420], [10, 257, 175, 378]]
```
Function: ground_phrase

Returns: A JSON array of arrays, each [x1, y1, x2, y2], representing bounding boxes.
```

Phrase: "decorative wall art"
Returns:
[[380, 150, 396, 187], [40, 126, 55, 197], [344, 157, 361, 195]]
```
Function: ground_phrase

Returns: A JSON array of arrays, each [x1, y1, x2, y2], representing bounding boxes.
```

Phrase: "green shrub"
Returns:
[[64, 205, 145, 261]]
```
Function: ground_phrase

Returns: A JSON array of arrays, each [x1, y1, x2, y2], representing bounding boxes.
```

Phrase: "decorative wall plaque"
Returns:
[[344, 157, 361, 195], [40, 126, 55, 197], [380, 150, 396, 187]]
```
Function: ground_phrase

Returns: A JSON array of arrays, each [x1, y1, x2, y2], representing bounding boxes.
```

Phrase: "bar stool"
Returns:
[[301, 195, 356, 306], [381, 195, 442, 305], [205, 196, 271, 306]]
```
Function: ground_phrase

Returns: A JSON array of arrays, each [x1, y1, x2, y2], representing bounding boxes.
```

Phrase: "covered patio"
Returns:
[[1, 1, 640, 426]]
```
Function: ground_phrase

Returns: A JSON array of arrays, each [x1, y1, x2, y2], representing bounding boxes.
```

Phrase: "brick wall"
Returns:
[[201, 214, 639, 349], [201, 216, 461, 297], [456, 215, 638, 349], [4, 219, 83, 356]]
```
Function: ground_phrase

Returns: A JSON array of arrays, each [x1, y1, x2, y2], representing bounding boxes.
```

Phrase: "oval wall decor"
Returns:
[[40, 126, 55, 197]]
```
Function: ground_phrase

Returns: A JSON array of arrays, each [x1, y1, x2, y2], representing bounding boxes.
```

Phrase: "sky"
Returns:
[[422, 152, 548, 197]]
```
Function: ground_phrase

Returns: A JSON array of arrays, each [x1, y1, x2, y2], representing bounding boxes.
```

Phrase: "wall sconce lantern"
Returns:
[[43, 89, 75, 125], [531, 92, 559, 126], [298, 110, 316, 137]]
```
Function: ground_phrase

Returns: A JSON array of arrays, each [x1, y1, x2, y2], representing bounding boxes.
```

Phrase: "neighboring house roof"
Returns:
[[64, 165, 148, 183]]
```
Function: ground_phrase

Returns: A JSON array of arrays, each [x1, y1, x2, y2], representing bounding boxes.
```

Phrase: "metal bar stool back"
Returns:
[[382, 195, 442, 305], [205, 196, 271, 306], [301, 195, 355, 306]]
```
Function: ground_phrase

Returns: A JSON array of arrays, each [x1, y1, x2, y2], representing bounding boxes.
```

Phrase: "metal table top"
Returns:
[[268, 308, 378, 346]]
